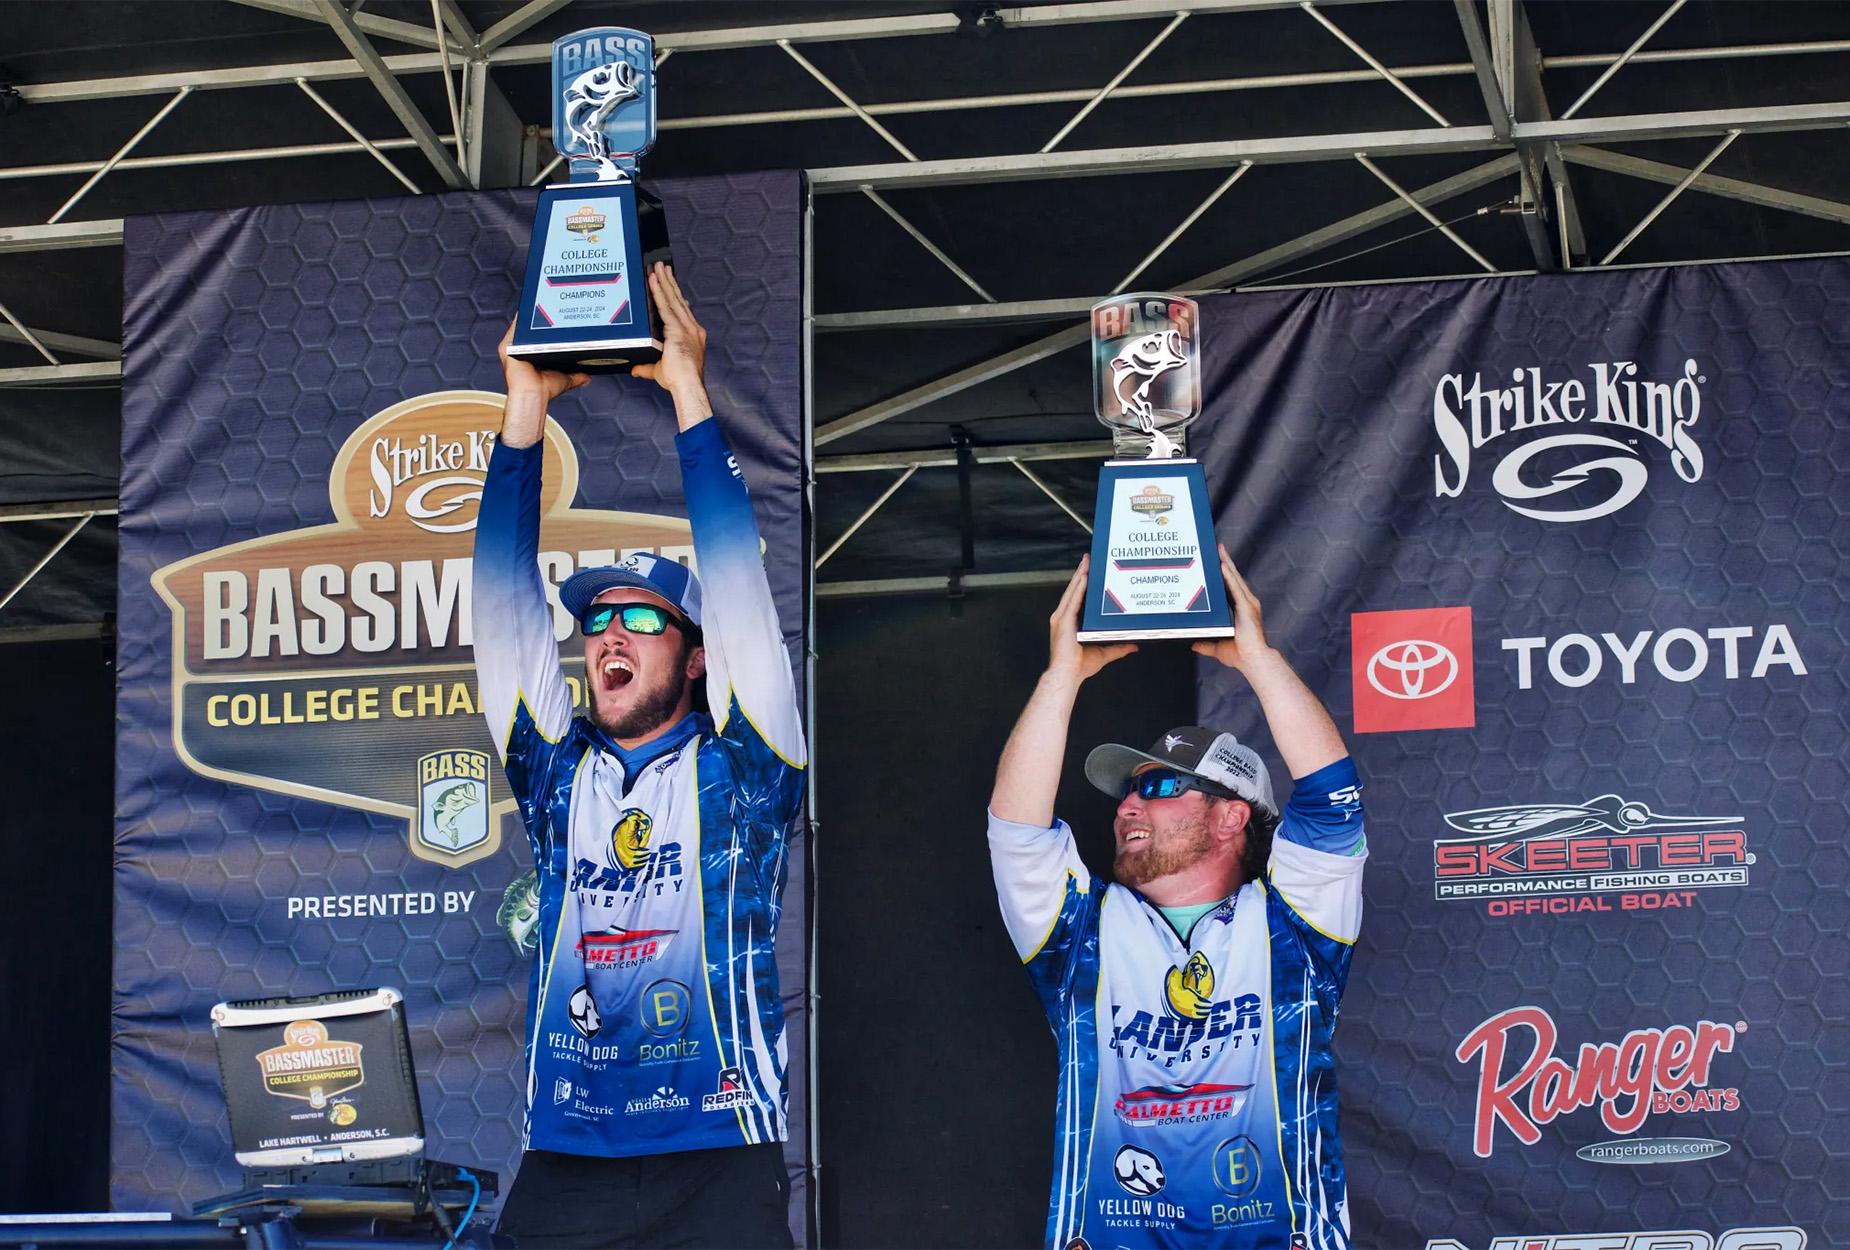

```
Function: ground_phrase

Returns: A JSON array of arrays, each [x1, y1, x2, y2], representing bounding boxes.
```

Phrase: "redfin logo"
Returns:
[[1455, 1006, 1741, 1157]]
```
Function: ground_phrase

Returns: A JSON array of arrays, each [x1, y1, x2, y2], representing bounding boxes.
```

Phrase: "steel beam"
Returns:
[[814, 155, 1518, 437], [0, 513, 95, 616], [0, 499, 120, 523], [1302, 2, 1450, 127], [310, 0, 467, 189], [0, 136, 443, 184], [816, 569, 1074, 599], [1561, 145, 1850, 225], [231, 0, 467, 52], [1560, 0, 1688, 120], [0, 361, 122, 386], [1517, 99, 1850, 145], [818, 440, 1112, 472], [0, 326, 119, 360], [0, 220, 124, 254], [480, 0, 574, 53], [0, 622, 108, 645], [1454, 0, 1512, 138], [1600, 129, 1739, 265]]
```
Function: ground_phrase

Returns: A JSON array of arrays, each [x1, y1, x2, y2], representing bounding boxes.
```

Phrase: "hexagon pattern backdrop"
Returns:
[[1191, 260, 1847, 1248], [114, 174, 808, 1223]]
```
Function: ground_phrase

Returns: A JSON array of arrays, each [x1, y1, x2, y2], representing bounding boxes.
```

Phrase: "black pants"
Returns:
[[496, 1142, 793, 1249]]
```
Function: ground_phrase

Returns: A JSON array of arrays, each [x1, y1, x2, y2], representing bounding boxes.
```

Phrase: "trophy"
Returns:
[[1077, 293, 1236, 642], [506, 28, 665, 374]]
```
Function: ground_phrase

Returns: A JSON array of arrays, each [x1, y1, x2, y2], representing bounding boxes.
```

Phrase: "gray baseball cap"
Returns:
[[1084, 725, 1277, 815]]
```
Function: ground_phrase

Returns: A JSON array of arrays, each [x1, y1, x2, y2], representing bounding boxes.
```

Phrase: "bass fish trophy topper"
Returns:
[[1077, 294, 1236, 643], [507, 28, 665, 374]]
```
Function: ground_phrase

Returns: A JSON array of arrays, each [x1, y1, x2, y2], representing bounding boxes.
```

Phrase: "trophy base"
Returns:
[[505, 337, 663, 375], [1080, 458, 1234, 639], [1078, 625, 1236, 644]]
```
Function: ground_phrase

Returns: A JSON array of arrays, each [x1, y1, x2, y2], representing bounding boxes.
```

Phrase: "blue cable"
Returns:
[[442, 1167, 481, 1250]]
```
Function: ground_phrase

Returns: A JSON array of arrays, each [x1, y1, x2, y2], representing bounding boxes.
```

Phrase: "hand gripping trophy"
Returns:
[[1077, 293, 1237, 642]]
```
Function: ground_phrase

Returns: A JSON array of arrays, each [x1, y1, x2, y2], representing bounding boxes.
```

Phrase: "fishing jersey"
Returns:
[[989, 759, 1366, 1250], [473, 417, 806, 1160]]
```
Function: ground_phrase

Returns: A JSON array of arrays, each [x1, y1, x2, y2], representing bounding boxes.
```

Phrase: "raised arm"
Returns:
[[990, 559, 1137, 826], [473, 329, 588, 801], [1191, 545, 1348, 781]]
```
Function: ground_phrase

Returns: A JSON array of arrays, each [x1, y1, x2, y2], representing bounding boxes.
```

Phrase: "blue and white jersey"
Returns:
[[473, 417, 805, 1159], [989, 760, 1365, 1250]]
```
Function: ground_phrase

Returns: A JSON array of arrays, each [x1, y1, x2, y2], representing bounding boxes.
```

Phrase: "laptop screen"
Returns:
[[212, 987, 425, 1168]]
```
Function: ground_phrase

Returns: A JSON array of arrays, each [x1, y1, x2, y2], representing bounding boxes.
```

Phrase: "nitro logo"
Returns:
[[1434, 794, 1750, 908], [367, 431, 495, 533], [1425, 1226, 1806, 1250], [1433, 359, 1706, 522], [1455, 1006, 1741, 1157]]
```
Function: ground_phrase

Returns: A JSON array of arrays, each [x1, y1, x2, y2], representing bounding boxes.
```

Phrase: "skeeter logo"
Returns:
[[1455, 1006, 1743, 1158], [1425, 1227, 1805, 1250]]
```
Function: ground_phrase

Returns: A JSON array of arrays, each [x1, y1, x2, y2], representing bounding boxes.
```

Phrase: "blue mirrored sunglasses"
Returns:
[[1123, 767, 1233, 801], [580, 603, 684, 638]]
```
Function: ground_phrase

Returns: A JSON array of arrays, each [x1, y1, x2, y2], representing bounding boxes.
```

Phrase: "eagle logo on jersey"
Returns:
[[612, 808, 653, 870], [1165, 952, 1216, 1020]]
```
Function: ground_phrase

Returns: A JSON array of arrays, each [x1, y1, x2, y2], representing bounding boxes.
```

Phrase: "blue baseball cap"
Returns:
[[559, 551, 703, 630]]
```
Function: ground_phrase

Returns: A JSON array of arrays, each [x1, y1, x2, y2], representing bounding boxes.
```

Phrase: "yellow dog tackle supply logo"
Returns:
[[149, 391, 694, 868], [1165, 952, 1216, 1021], [256, 1019, 365, 1109], [613, 808, 654, 870]]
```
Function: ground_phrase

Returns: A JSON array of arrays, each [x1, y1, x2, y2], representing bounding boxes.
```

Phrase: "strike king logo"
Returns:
[[1434, 794, 1750, 916], [256, 1019, 364, 1108], [1426, 1227, 1806, 1250], [150, 392, 693, 867], [1432, 358, 1708, 523], [1456, 1006, 1743, 1158], [1351, 606, 1475, 733]]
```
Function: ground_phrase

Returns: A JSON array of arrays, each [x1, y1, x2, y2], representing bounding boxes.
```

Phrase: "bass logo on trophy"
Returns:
[[507, 27, 668, 374], [1078, 293, 1236, 642]]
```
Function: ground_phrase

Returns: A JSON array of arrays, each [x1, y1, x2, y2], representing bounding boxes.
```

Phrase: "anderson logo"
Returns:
[[256, 1019, 364, 1108], [1455, 1006, 1743, 1158], [1434, 794, 1750, 915], [1433, 359, 1708, 522], [624, 1086, 689, 1116], [1350, 607, 1474, 733], [149, 392, 694, 868], [1425, 1226, 1805, 1250], [578, 927, 676, 970]]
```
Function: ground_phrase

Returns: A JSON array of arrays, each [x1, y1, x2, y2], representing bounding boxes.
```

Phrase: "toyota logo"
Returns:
[[1366, 639, 1458, 700]]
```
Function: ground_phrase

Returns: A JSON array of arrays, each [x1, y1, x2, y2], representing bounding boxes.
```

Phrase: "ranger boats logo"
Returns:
[[1432, 359, 1707, 522]]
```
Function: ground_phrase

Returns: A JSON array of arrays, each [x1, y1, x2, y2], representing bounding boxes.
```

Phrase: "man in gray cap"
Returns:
[[989, 548, 1365, 1250], [474, 264, 804, 1247]]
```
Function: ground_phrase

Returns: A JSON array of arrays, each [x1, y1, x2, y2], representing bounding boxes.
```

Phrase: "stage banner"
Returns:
[[1192, 259, 1844, 1249], [114, 173, 809, 1229]]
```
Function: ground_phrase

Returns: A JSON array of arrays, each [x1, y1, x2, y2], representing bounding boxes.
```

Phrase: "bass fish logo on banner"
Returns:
[[150, 392, 695, 867]]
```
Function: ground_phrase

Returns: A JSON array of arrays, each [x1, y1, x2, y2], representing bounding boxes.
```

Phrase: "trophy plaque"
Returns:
[[1077, 293, 1236, 643], [507, 28, 664, 374]]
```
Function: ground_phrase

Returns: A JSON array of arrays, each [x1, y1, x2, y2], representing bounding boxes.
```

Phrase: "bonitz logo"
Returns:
[[1351, 607, 1474, 733], [1432, 359, 1707, 522]]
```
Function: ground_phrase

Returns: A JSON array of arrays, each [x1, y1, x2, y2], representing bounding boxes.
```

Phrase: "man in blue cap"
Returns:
[[473, 264, 805, 1248]]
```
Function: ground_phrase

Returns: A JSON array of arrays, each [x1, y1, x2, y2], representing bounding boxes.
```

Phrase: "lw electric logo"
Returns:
[[1350, 606, 1475, 733], [149, 392, 695, 868], [1434, 794, 1750, 917], [1455, 1006, 1744, 1159], [1432, 358, 1708, 523]]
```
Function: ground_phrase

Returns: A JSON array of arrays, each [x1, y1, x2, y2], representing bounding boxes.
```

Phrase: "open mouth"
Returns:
[[1119, 829, 1151, 848], [598, 656, 635, 693]]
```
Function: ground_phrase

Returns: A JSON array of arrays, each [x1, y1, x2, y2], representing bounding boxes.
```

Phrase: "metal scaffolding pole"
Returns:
[[48, 88, 194, 224]]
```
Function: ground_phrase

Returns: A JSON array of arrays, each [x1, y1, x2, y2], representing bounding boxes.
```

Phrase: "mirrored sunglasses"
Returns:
[[580, 603, 682, 638], [1123, 767, 1233, 802]]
